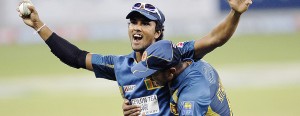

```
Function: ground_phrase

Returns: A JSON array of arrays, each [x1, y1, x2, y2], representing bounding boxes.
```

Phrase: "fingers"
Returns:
[[246, 0, 253, 5], [16, 2, 21, 12], [17, 7, 26, 19], [248, 0, 252, 4], [127, 110, 141, 116], [122, 99, 142, 116], [124, 107, 141, 116], [141, 112, 146, 116], [124, 99, 130, 105], [123, 104, 141, 113], [122, 99, 131, 110], [27, 5, 36, 14]]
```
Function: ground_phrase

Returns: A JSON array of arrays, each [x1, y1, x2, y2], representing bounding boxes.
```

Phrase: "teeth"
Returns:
[[134, 34, 142, 38]]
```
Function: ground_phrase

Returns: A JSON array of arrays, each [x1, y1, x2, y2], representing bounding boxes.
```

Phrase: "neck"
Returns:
[[168, 60, 192, 90], [168, 61, 192, 91], [135, 51, 144, 62], [173, 60, 192, 78]]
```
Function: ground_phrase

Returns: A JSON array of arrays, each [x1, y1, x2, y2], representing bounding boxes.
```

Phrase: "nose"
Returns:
[[132, 24, 142, 31]]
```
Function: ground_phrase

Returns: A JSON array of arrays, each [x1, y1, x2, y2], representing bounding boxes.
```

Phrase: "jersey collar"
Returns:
[[125, 51, 139, 64]]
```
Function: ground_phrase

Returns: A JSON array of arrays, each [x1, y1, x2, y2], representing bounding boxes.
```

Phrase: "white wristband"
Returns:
[[33, 24, 46, 34]]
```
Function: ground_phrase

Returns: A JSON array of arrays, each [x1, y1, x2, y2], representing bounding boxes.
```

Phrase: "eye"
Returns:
[[142, 22, 150, 26], [129, 20, 137, 25]]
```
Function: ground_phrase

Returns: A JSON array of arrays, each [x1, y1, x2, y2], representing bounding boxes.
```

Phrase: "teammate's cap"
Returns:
[[126, 3, 165, 25], [131, 40, 181, 78]]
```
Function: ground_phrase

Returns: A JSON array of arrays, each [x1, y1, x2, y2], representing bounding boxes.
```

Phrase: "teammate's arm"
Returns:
[[193, 0, 252, 59], [18, 5, 94, 71]]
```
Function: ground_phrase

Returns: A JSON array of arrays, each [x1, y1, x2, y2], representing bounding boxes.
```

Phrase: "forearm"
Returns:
[[32, 20, 89, 69], [45, 33, 89, 69], [31, 20, 53, 41], [208, 10, 241, 46], [193, 10, 242, 59]]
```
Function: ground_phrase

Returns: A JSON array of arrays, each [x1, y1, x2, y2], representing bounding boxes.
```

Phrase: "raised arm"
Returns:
[[18, 4, 94, 71], [193, 0, 252, 59]]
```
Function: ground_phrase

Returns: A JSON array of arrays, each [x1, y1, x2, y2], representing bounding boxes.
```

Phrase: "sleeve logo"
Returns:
[[176, 42, 185, 48]]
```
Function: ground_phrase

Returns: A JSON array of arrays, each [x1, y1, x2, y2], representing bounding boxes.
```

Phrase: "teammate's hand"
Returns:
[[228, 0, 252, 14], [123, 99, 142, 116], [17, 2, 44, 31]]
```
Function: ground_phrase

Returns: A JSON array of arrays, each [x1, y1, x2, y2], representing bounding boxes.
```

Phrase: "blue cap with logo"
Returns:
[[131, 40, 181, 78], [126, 2, 165, 25]]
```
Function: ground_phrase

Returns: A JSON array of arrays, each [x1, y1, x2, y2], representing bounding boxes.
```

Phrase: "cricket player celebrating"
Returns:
[[17, 0, 251, 115], [132, 40, 232, 116]]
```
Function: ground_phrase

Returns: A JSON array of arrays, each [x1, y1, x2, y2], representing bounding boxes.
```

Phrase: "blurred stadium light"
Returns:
[[1, 0, 300, 44]]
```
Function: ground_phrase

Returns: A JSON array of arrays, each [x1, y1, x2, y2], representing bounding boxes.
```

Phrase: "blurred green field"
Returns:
[[0, 93, 124, 116], [1, 32, 299, 78], [229, 85, 300, 116], [0, 33, 300, 115], [1, 32, 299, 77], [0, 86, 299, 116]]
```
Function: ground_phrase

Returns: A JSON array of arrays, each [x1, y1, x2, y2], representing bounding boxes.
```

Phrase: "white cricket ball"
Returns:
[[19, 1, 32, 16]]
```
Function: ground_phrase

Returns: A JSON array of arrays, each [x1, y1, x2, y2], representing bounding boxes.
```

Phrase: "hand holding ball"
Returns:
[[19, 0, 33, 16]]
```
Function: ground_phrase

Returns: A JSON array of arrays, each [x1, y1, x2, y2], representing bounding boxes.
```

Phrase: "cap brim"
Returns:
[[126, 9, 158, 21], [131, 61, 157, 78]]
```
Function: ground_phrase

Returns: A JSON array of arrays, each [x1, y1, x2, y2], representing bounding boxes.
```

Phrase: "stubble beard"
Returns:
[[132, 42, 151, 52]]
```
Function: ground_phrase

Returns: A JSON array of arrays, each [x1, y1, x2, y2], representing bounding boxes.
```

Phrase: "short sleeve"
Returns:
[[91, 54, 116, 81], [176, 41, 199, 61]]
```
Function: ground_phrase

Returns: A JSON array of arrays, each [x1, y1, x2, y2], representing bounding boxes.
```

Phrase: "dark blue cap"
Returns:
[[126, 3, 165, 25], [131, 40, 181, 78]]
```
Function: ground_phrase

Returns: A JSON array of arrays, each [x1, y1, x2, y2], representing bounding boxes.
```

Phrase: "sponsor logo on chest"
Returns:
[[144, 77, 162, 90], [131, 95, 160, 115], [123, 85, 136, 93]]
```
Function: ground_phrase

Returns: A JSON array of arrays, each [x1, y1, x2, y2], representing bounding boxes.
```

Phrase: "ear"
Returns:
[[154, 30, 161, 39], [167, 67, 176, 81]]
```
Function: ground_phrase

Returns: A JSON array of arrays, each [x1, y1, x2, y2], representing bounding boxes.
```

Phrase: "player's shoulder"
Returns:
[[192, 60, 215, 72], [173, 40, 196, 59], [174, 40, 195, 48], [178, 82, 211, 104]]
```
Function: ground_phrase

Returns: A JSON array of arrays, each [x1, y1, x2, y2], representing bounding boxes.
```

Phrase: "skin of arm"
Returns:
[[193, 0, 252, 59], [18, 5, 95, 71]]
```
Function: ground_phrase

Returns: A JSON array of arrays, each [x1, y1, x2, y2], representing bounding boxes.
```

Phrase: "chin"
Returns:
[[133, 49, 145, 53], [132, 46, 146, 52]]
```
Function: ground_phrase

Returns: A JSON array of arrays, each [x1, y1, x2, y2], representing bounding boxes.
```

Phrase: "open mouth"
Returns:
[[133, 34, 143, 40]]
